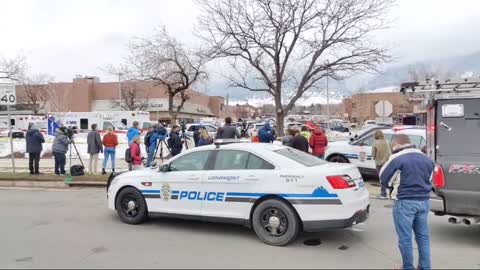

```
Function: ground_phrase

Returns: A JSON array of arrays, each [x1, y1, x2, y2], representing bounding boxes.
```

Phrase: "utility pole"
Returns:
[[326, 70, 330, 120], [118, 72, 123, 108]]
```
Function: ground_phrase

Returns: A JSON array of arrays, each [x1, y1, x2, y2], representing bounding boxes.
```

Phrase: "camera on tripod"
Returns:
[[64, 127, 78, 140], [180, 120, 187, 134]]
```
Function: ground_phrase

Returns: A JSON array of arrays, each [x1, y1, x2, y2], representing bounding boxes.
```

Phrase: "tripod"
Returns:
[[152, 138, 171, 164], [181, 132, 190, 150], [68, 138, 85, 175]]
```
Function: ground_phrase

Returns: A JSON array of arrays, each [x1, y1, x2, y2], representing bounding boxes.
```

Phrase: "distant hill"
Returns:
[[203, 50, 480, 100], [363, 50, 480, 90]]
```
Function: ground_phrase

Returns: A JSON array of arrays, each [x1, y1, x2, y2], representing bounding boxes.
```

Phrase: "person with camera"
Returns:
[[87, 124, 103, 175], [52, 127, 71, 175], [146, 124, 168, 167], [102, 126, 118, 175], [168, 125, 183, 157]]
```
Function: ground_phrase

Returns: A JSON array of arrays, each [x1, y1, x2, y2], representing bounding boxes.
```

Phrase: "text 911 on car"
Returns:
[[107, 140, 370, 246]]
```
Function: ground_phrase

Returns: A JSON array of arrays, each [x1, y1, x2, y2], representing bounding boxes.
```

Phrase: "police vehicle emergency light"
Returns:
[[107, 139, 370, 246]]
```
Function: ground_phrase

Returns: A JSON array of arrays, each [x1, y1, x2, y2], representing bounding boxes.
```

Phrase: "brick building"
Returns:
[[6, 76, 227, 123], [343, 90, 414, 124]]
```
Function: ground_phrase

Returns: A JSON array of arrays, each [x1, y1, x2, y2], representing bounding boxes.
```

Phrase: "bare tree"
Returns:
[[18, 74, 54, 114], [111, 82, 151, 111], [45, 84, 70, 112], [0, 55, 27, 80], [197, 0, 392, 132], [123, 26, 208, 124]]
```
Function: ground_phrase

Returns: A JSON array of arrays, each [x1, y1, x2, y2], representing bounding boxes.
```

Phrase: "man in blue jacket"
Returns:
[[127, 121, 140, 145], [380, 134, 434, 270], [258, 122, 275, 143]]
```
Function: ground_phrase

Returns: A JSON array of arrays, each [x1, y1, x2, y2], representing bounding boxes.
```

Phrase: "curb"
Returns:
[[0, 178, 107, 189], [0, 180, 69, 189]]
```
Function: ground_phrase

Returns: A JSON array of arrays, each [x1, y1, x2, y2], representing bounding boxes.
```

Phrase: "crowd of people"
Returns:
[[23, 116, 332, 176]]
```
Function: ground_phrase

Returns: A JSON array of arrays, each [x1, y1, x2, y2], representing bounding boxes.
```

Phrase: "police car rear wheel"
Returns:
[[252, 199, 300, 246], [116, 187, 148, 225]]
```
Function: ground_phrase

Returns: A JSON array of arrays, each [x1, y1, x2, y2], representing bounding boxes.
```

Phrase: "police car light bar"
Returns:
[[214, 138, 251, 145]]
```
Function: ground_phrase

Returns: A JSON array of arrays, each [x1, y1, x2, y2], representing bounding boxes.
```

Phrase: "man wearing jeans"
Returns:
[[380, 134, 434, 270]]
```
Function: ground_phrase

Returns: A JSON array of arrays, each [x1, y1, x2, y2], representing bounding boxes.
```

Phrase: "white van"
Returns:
[[48, 111, 150, 134]]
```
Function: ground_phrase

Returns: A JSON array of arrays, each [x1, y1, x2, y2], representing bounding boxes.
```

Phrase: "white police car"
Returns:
[[325, 126, 426, 175], [107, 140, 369, 246]]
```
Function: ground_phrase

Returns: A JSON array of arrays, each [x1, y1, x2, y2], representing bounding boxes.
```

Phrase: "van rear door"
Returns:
[[436, 98, 480, 216]]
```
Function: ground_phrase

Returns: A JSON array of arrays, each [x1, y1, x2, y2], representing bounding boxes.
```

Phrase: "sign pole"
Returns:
[[7, 104, 16, 173]]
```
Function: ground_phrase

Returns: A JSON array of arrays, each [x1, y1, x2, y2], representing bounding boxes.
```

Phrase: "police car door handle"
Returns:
[[245, 175, 259, 181], [187, 175, 200, 180]]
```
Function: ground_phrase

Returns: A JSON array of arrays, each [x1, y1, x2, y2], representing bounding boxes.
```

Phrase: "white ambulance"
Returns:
[[0, 115, 48, 137], [48, 111, 150, 134]]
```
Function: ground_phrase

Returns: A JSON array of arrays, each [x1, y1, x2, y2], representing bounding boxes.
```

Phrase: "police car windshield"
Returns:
[[274, 148, 327, 167]]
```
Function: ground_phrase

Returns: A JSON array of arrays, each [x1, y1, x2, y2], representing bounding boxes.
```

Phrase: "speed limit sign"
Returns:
[[0, 83, 16, 105]]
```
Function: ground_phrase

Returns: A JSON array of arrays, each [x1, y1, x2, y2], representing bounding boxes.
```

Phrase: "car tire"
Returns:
[[115, 187, 148, 225], [252, 199, 300, 246], [329, 155, 349, 163]]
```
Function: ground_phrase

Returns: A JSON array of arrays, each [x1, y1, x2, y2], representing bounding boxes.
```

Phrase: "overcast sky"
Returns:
[[1, 0, 480, 90]]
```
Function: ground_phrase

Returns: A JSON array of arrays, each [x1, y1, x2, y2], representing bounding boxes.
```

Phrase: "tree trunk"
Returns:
[[168, 93, 177, 125], [274, 95, 285, 136]]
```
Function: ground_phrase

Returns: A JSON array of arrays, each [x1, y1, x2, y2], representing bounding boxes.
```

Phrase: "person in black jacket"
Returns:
[[25, 123, 45, 175], [193, 126, 202, 147], [168, 125, 183, 157], [291, 130, 309, 153]]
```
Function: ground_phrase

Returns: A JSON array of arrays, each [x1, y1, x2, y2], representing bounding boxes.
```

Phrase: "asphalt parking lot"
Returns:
[[1, 187, 479, 269]]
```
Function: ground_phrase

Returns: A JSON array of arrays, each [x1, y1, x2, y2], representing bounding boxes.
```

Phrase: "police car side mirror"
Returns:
[[159, 163, 170, 172]]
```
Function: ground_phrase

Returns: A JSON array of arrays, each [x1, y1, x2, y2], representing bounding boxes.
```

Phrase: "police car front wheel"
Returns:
[[252, 199, 300, 246], [116, 187, 148, 225]]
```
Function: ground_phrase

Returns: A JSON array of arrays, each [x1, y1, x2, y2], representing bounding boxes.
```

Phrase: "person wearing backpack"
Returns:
[[102, 127, 118, 175], [130, 136, 143, 170], [126, 121, 140, 171]]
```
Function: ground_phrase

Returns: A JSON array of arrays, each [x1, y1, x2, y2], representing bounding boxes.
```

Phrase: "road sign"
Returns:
[[0, 83, 17, 105], [375, 100, 392, 117], [0, 82, 16, 172]]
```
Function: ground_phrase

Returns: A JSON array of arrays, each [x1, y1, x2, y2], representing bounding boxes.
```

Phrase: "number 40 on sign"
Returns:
[[0, 83, 17, 105]]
